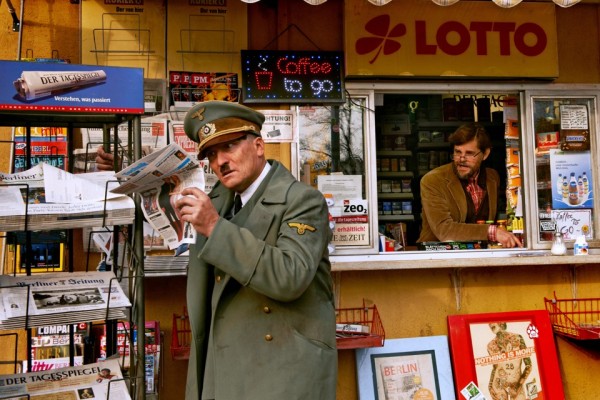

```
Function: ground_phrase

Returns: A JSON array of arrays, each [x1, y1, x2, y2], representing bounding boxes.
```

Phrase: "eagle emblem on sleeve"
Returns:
[[288, 222, 316, 235]]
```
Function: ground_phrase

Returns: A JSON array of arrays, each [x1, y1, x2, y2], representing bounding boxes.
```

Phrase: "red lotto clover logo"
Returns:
[[355, 15, 407, 64]]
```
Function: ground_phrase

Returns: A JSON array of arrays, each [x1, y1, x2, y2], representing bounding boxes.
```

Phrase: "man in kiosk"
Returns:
[[418, 122, 522, 248]]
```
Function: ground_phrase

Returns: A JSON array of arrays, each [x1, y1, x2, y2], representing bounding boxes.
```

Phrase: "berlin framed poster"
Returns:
[[356, 336, 455, 400]]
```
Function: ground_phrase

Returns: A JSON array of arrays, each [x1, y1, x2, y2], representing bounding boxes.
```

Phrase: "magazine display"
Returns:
[[22, 356, 84, 373], [93, 320, 161, 393], [0, 271, 131, 329], [13, 126, 69, 173], [111, 142, 205, 250], [0, 359, 131, 400], [23, 324, 87, 372], [0, 163, 135, 232]]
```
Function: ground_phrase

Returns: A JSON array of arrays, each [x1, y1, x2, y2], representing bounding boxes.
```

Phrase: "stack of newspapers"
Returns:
[[0, 271, 131, 329], [144, 254, 189, 277], [0, 359, 131, 400], [0, 163, 135, 232]]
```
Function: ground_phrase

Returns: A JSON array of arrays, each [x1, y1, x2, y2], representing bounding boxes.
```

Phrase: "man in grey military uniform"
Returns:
[[175, 100, 337, 400]]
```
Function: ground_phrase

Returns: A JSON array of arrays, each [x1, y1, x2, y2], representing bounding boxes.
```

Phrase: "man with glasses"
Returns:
[[418, 122, 522, 248]]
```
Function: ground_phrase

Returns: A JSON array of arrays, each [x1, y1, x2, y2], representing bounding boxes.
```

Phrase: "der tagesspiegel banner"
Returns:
[[0, 60, 144, 114]]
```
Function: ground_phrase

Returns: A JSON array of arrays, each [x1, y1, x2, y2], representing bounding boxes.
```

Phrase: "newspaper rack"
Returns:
[[544, 292, 600, 340], [335, 301, 385, 350], [171, 306, 191, 360]]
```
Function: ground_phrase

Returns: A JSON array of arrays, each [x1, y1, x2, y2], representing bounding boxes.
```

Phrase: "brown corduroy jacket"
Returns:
[[418, 162, 499, 243]]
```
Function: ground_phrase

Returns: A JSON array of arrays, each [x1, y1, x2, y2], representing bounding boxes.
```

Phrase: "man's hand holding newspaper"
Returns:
[[111, 143, 205, 251]]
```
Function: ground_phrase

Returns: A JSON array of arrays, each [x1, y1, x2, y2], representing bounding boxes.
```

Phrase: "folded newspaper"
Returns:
[[0, 358, 131, 400], [0, 163, 135, 232], [111, 142, 205, 250], [0, 271, 131, 330]]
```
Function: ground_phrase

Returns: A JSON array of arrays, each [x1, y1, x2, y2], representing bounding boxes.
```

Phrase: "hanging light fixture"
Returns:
[[367, 0, 393, 6], [431, 0, 460, 5], [552, 0, 581, 7], [492, 0, 523, 7], [304, 0, 328, 4], [239, 0, 261, 3]]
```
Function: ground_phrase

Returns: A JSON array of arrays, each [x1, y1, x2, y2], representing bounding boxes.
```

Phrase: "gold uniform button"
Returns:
[[264, 334, 273, 341], [263, 306, 271, 313], [215, 275, 222, 282]]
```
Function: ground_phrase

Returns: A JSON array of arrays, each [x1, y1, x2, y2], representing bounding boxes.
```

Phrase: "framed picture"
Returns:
[[356, 335, 455, 400], [448, 310, 564, 400]]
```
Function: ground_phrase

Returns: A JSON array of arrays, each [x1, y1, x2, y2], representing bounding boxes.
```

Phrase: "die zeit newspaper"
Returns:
[[110, 142, 205, 250], [0, 359, 130, 399]]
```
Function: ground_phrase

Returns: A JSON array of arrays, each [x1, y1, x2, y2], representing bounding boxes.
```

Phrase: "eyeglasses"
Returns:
[[452, 150, 481, 161]]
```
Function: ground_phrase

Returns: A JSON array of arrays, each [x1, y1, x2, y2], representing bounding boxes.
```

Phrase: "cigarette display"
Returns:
[[13, 70, 107, 101]]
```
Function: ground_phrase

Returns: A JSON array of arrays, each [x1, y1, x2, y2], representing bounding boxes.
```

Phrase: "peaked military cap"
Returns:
[[183, 100, 265, 158]]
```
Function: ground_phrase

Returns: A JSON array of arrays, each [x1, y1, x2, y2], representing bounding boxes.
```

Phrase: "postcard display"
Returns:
[[0, 61, 147, 399]]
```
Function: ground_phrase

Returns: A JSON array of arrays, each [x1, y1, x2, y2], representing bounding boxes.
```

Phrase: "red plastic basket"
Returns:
[[335, 302, 385, 349], [544, 293, 600, 340], [171, 307, 191, 360]]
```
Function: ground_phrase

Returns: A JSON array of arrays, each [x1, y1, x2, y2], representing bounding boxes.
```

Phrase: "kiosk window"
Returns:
[[532, 96, 596, 244], [297, 96, 371, 250], [374, 93, 521, 250]]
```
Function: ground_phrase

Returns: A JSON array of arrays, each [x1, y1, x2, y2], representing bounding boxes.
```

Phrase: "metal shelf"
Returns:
[[378, 192, 414, 200], [378, 215, 415, 222], [0, 108, 146, 399]]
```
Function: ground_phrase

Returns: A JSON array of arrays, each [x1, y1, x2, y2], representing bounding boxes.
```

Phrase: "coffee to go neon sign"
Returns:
[[241, 50, 345, 104]]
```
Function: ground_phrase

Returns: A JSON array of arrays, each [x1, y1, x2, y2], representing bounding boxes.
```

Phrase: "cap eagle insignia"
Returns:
[[288, 222, 316, 235], [190, 107, 205, 121]]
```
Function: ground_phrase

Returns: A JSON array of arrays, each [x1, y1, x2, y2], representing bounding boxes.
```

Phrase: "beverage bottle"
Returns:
[[574, 235, 589, 256], [578, 175, 584, 197], [568, 172, 578, 205], [556, 173, 563, 193], [582, 172, 589, 194], [561, 176, 568, 199]]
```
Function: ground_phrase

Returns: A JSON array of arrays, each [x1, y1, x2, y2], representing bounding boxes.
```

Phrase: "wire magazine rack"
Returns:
[[171, 306, 191, 360], [336, 301, 385, 350], [544, 293, 600, 340]]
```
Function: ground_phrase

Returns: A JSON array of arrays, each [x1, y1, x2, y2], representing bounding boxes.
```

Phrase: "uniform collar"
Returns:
[[237, 162, 271, 206]]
